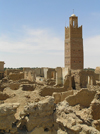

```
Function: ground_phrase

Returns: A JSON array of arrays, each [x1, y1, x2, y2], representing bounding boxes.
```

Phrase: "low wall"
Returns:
[[40, 86, 67, 96], [52, 90, 74, 103], [9, 72, 24, 81]]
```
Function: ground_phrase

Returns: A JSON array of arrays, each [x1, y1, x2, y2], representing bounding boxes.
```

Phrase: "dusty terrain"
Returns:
[[0, 77, 100, 134]]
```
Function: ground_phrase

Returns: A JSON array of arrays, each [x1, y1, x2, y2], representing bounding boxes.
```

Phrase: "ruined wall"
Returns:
[[66, 88, 96, 107], [47, 69, 56, 79], [62, 67, 69, 85], [56, 67, 62, 85], [71, 70, 98, 90], [0, 61, 5, 79], [0, 103, 19, 133], [44, 68, 48, 79], [23, 67, 44, 77], [44, 68, 56, 80], [8, 72, 24, 81], [40, 86, 67, 96], [5, 69, 22, 76], [0, 93, 100, 133], [34, 68, 44, 77], [95, 67, 100, 81], [0, 61, 5, 72], [52, 90, 74, 103], [9, 83, 20, 90], [95, 67, 100, 74], [24, 71, 36, 82]]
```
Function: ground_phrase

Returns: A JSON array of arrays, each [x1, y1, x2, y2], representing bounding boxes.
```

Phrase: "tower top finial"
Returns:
[[73, 9, 74, 14], [71, 9, 76, 17]]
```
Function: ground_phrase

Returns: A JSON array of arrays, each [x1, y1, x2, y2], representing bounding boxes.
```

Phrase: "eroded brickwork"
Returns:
[[65, 14, 83, 69]]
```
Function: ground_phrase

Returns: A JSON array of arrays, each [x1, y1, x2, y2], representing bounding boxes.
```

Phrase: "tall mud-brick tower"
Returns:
[[65, 14, 83, 69]]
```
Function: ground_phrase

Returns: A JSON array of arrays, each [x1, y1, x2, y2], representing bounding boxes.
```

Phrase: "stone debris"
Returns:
[[19, 96, 55, 132], [0, 103, 19, 133], [0, 86, 100, 133], [66, 88, 96, 107], [9, 83, 20, 90], [0, 92, 10, 100], [52, 90, 73, 104], [90, 92, 100, 120]]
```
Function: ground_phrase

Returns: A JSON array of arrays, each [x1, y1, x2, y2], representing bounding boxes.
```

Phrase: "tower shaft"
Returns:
[[65, 14, 83, 69]]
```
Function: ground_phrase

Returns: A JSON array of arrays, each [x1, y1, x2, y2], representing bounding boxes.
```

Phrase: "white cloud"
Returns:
[[0, 28, 64, 67], [84, 35, 100, 68], [0, 28, 64, 54], [84, 35, 100, 55]]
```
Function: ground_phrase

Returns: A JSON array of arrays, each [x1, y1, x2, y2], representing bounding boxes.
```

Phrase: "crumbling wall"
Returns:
[[71, 70, 98, 90], [0, 95, 100, 133], [23, 67, 44, 77], [90, 92, 100, 120], [55, 100, 100, 134], [64, 74, 72, 90], [95, 67, 100, 74], [52, 90, 74, 104], [95, 67, 100, 81], [44, 68, 49, 79], [5, 69, 22, 76], [66, 88, 96, 107], [20, 84, 36, 91], [20, 96, 55, 132], [62, 67, 69, 84], [80, 70, 97, 87], [40, 86, 67, 96], [24, 70, 36, 82], [0, 103, 19, 133], [35, 68, 44, 77], [56, 67, 62, 85], [9, 83, 20, 90], [0, 92, 10, 100], [0, 61, 5, 80], [44, 68, 56, 80], [8, 72, 24, 81]]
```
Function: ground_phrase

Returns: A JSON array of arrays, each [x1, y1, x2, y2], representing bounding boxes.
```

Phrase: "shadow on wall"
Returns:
[[71, 76, 76, 90]]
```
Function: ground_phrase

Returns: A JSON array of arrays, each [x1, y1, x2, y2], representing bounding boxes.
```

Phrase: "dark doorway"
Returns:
[[71, 76, 76, 89]]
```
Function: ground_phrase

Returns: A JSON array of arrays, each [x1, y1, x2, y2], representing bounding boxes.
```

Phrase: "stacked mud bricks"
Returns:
[[65, 14, 83, 69]]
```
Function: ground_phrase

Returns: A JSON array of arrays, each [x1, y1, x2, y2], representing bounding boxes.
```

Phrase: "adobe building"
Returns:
[[0, 61, 5, 79], [65, 14, 83, 69]]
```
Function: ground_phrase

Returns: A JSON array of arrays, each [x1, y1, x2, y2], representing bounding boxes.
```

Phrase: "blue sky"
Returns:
[[0, 0, 100, 68]]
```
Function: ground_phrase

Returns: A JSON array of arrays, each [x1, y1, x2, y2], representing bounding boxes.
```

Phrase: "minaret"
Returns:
[[64, 14, 83, 69]]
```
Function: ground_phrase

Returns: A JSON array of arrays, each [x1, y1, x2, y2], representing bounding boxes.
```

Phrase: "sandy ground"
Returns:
[[2, 84, 44, 119]]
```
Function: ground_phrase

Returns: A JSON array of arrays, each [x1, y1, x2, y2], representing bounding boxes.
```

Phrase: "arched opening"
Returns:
[[73, 20, 75, 27], [51, 71, 55, 79]]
